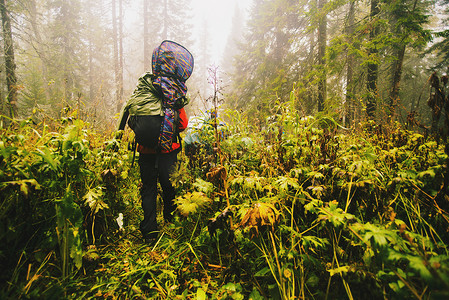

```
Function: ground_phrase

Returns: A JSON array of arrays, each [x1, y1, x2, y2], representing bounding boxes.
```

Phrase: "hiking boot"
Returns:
[[164, 211, 175, 224], [142, 230, 158, 244], [164, 215, 173, 224], [144, 236, 157, 246]]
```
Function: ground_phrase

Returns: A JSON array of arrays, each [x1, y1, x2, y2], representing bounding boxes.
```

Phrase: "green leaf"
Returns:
[[83, 186, 108, 214], [193, 178, 214, 194], [70, 228, 83, 269], [174, 192, 212, 216], [255, 267, 271, 277], [35, 147, 60, 171], [328, 266, 351, 277], [248, 288, 264, 300], [306, 273, 320, 287], [196, 288, 206, 300], [362, 223, 396, 247], [275, 176, 299, 193], [302, 235, 330, 251], [0, 179, 40, 197], [417, 169, 436, 180], [408, 255, 432, 281]]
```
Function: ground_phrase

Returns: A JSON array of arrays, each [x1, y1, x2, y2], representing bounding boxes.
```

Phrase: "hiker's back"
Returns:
[[127, 73, 164, 117]]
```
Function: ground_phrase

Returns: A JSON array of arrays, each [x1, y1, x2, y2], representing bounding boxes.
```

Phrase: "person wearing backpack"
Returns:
[[116, 41, 193, 243]]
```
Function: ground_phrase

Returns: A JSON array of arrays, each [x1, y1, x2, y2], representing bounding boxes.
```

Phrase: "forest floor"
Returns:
[[2, 114, 449, 299]]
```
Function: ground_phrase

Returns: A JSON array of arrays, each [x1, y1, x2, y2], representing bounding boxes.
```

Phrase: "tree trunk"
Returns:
[[112, 0, 120, 113], [307, 28, 315, 114], [317, 0, 327, 112], [143, 0, 150, 70], [117, 0, 124, 113], [366, 0, 379, 119], [389, 0, 419, 121], [61, 3, 73, 104], [389, 45, 405, 119], [345, 0, 356, 126], [29, 0, 50, 104], [1, 0, 17, 118]]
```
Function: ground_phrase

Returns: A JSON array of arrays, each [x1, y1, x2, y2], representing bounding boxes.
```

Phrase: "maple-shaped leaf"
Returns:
[[193, 178, 214, 194], [239, 202, 280, 236], [83, 186, 108, 214], [174, 191, 212, 216]]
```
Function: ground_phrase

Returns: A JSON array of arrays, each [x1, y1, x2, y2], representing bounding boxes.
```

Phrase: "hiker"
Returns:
[[116, 41, 194, 243], [184, 109, 229, 157]]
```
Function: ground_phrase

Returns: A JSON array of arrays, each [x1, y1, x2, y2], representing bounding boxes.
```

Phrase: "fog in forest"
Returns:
[[3, 2, 449, 299], [0, 0, 448, 131]]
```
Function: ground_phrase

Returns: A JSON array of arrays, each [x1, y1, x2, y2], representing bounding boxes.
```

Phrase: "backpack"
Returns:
[[126, 41, 193, 151], [151, 40, 194, 152]]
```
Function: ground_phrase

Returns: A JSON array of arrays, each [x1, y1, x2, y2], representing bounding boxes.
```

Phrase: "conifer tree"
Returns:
[[148, 0, 193, 47], [83, 0, 114, 120], [345, 0, 356, 126], [366, 0, 380, 119], [112, 0, 124, 113], [317, 0, 327, 112], [221, 4, 245, 94], [387, 0, 432, 119], [196, 18, 211, 100], [0, 0, 17, 117], [43, 0, 87, 112], [432, 0, 449, 67], [228, 0, 300, 121]]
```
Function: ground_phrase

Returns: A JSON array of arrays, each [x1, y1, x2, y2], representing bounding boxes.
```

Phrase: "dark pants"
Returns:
[[138, 151, 178, 239]]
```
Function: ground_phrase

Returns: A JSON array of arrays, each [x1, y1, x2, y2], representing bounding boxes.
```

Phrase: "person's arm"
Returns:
[[117, 107, 129, 131], [178, 107, 188, 132]]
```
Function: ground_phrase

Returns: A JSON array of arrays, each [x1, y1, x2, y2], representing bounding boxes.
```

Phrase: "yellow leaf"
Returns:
[[239, 202, 280, 235]]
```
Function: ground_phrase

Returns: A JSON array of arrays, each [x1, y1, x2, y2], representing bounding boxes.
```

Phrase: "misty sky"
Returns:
[[191, 0, 253, 63]]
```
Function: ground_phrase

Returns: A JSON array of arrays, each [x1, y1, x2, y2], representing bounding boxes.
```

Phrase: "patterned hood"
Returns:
[[151, 40, 194, 152], [152, 40, 194, 107]]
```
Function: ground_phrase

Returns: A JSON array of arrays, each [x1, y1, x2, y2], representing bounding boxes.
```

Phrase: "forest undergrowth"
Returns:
[[1, 103, 449, 299]]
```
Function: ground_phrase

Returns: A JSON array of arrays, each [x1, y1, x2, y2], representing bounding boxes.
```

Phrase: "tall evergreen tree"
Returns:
[[431, 0, 449, 67], [0, 0, 17, 117], [83, 0, 114, 120], [344, 0, 356, 126], [317, 0, 327, 112], [366, 0, 380, 119], [221, 4, 245, 94], [112, 0, 124, 113], [24, 0, 50, 105], [148, 0, 193, 47], [44, 0, 87, 112], [228, 0, 300, 121], [195, 18, 211, 100], [387, 0, 432, 120]]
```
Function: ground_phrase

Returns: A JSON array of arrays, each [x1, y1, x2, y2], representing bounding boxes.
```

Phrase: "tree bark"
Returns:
[[345, 0, 356, 126], [389, 45, 405, 119], [117, 0, 124, 113], [61, 3, 72, 103], [1, 0, 17, 118], [366, 0, 379, 119], [307, 28, 315, 114], [317, 0, 327, 112], [389, 0, 419, 120], [112, 0, 123, 113], [29, 0, 50, 104]]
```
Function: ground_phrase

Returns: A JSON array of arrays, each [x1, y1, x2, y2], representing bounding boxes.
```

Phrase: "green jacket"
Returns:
[[117, 73, 163, 131]]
